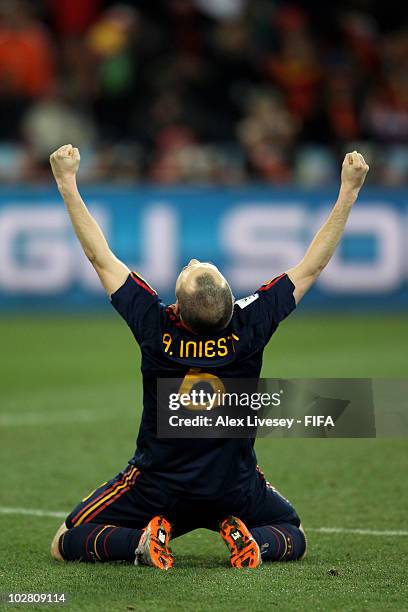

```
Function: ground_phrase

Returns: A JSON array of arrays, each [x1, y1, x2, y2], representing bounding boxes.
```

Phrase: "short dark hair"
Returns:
[[177, 272, 234, 334]]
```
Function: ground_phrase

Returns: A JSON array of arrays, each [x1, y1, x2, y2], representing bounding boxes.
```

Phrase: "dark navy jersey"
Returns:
[[111, 271, 296, 499]]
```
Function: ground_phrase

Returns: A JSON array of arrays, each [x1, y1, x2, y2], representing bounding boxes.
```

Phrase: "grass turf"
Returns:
[[0, 313, 407, 611]]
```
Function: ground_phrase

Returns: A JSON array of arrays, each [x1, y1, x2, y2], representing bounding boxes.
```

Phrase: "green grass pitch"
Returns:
[[0, 313, 407, 611]]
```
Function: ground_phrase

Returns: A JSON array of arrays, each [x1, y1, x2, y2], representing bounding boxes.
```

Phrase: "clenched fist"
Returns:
[[341, 150, 369, 191], [49, 144, 80, 184]]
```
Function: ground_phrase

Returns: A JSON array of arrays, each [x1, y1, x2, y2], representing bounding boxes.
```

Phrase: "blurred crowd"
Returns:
[[0, 0, 407, 186]]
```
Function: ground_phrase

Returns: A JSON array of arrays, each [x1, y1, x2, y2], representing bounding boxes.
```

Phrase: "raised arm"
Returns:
[[287, 151, 369, 304], [50, 144, 129, 296]]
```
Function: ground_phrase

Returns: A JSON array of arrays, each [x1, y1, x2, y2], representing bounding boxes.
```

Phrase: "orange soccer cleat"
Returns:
[[219, 516, 261, 569], [135, 516, 174, 570]]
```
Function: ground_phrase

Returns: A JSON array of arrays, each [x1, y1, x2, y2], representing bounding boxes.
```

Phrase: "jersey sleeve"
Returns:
[[235, 273, 296, 343], [257, 273, 296, 325], [110, 272, 159, 343]]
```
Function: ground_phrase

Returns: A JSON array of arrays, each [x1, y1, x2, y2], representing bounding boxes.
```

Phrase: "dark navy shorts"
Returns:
[[65, 464, 301, 538]]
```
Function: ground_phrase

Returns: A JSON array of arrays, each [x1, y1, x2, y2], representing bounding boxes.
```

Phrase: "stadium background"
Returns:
[[0, 1, 407, 611]]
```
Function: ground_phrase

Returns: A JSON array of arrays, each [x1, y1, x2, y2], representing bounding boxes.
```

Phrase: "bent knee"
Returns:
[[51, 522, 68, 561]]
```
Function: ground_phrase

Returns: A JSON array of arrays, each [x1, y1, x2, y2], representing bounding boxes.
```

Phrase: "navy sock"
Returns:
[[250, 522, 306, 561], [60, 523, 142, 562]]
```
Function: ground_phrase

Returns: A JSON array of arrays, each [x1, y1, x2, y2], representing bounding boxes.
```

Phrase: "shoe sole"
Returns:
[[142, 515, 174, 570], [220, 516, 261, 568]]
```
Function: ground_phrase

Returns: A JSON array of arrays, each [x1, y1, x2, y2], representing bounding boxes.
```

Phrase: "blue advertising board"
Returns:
[[0, 185, 406, 311]]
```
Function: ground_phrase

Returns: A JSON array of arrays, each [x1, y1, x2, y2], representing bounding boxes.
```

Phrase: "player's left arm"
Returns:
[[287, 151, 369, 304]]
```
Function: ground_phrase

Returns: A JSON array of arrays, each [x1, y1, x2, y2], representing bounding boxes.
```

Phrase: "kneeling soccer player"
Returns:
[[49, 145, 368, 568]]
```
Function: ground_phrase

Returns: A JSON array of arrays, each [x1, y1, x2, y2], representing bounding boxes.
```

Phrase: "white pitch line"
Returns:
[[307, 526, 408, 537], [0, 507, 66, 518], [0, 507, 407, 536], [0, 410, 97, 427], [0, 409, 133, 427]]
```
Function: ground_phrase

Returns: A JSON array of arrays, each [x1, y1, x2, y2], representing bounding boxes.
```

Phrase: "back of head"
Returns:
[[177, 272, 234, 334]]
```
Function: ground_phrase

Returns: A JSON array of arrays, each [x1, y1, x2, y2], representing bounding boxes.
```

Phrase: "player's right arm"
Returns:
[[49, 144, 129, 296]]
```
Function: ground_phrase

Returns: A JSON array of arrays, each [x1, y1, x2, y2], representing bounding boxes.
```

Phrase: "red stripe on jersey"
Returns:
[[258, 273, 286, 292], [130, 272, 156, 295]]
